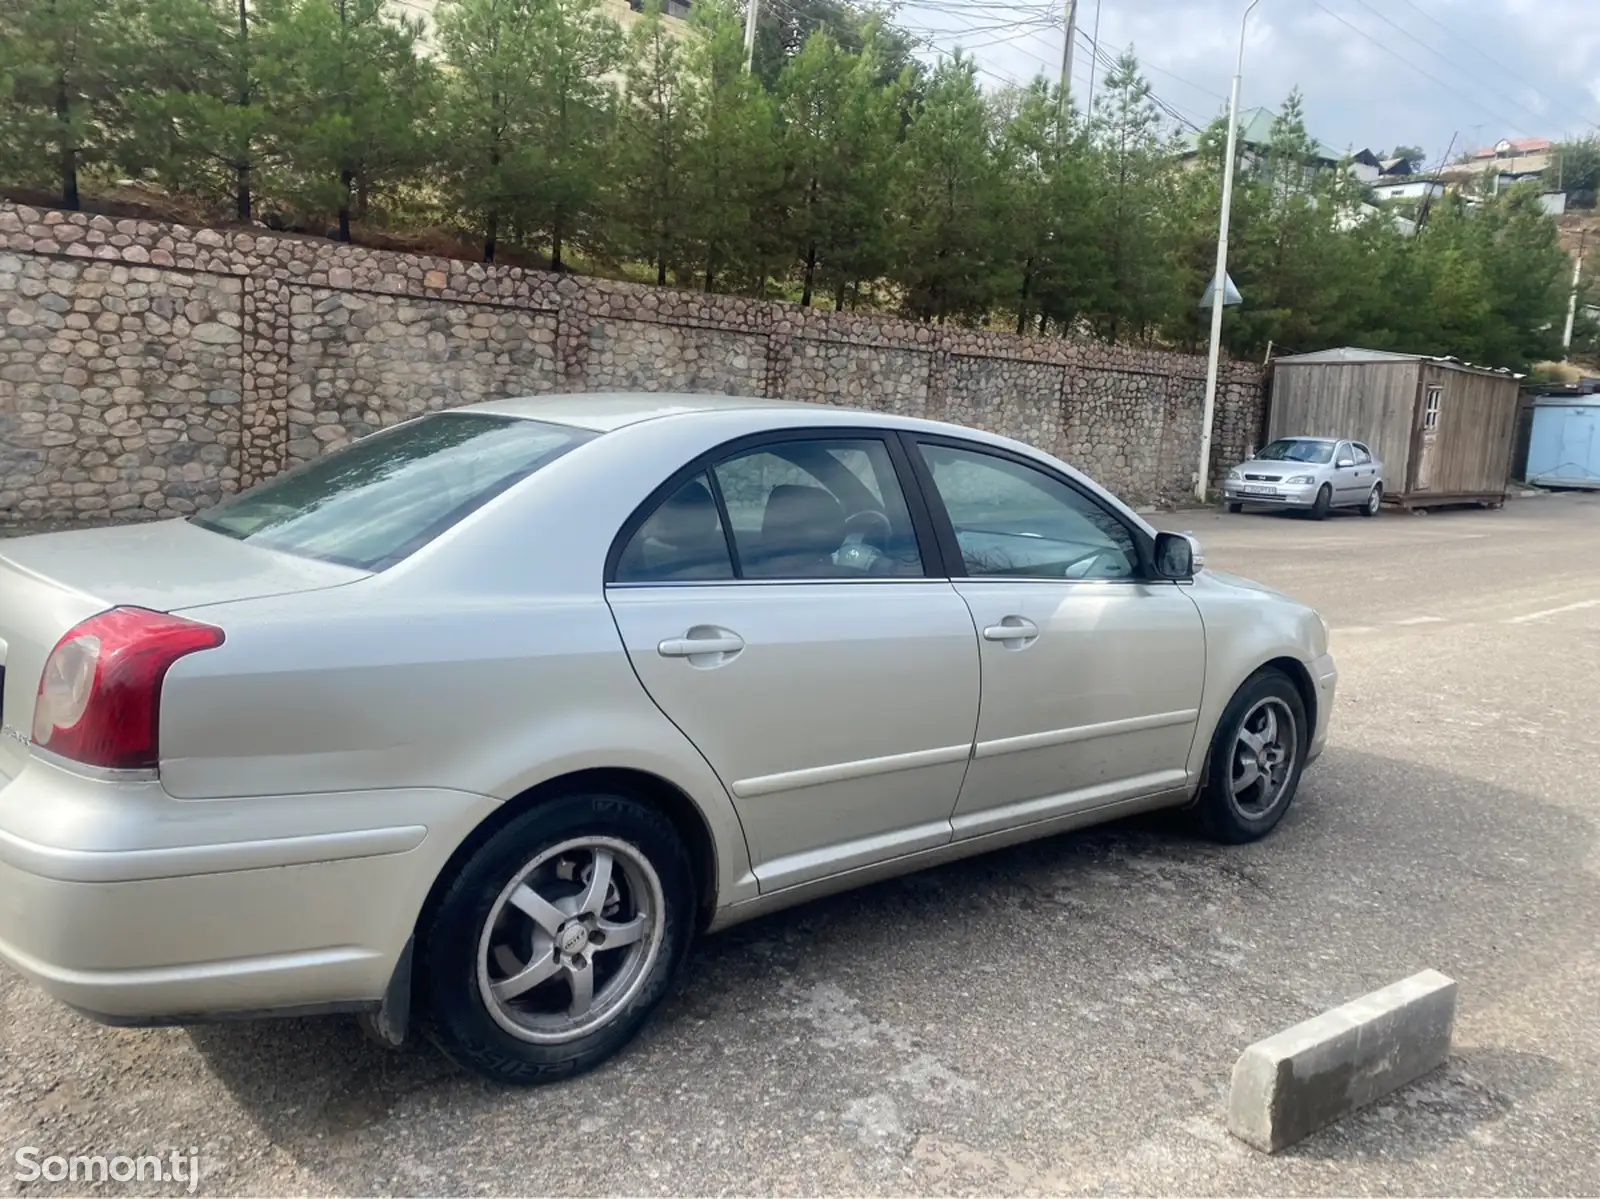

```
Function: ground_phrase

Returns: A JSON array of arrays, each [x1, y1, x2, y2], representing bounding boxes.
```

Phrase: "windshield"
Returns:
[[191, 413, 593, 569], [1256, 438, 1335, 464]]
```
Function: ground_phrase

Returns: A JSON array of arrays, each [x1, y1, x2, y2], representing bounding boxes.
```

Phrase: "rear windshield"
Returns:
[[191, 413, 593, 569], [1257, 438, 1335, 464]]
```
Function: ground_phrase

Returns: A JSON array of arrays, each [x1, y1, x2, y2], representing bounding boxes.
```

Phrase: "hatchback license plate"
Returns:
[[1241, 485, 1277, 496]]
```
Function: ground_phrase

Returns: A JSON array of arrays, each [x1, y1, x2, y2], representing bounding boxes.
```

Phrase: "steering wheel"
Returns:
[[843, 509, 892, 550]]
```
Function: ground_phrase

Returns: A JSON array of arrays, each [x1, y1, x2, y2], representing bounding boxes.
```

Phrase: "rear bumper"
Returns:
[[0, 756, 498, 1022]]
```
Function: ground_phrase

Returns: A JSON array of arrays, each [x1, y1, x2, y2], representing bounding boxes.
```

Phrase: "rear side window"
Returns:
[[191, 413, 593, 570]]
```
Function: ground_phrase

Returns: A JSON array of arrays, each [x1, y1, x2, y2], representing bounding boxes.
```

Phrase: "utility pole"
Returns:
[[1057, 0, 1077, 122], [1563, 230, 1587, 361], [743, 0, 758, 72], [1196, 0, 1261, 504]]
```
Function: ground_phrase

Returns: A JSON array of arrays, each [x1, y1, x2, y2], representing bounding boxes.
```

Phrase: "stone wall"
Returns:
[[0, 201, 1264, 523]]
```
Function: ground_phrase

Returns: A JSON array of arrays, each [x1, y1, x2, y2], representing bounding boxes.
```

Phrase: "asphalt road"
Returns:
[[3, 494, 1599, 1196]]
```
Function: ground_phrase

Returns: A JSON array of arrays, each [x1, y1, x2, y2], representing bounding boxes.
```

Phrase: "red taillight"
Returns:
[[32, 607, 224, 771]]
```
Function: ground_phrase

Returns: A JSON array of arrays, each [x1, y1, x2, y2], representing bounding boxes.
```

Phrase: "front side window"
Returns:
[[1257, 438, 1335, 465], [191, 413, 593, 570], [713, 439, 924, 579], [918, 443, 1139, 580]]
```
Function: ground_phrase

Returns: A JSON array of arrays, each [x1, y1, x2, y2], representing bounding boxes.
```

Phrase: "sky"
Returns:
[[898, 0, 1600, 166]]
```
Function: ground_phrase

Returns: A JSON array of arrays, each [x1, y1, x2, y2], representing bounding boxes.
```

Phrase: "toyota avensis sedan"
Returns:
[[1223, 436, 1386, 519], [0, 394, 1336, 1084]]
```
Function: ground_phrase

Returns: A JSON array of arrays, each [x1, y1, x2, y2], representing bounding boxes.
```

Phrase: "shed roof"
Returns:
[[1274, 346, 1523, 377]]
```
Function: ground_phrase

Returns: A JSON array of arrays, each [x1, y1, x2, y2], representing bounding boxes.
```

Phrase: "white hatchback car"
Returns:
[[0, 394, 1336, 1084]]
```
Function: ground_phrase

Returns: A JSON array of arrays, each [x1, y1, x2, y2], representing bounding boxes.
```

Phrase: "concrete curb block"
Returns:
[[1226, 969, 1458, 1153]]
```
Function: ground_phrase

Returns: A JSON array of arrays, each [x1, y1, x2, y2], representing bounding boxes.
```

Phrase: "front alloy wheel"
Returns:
[[1193, 668, 1309, 843]]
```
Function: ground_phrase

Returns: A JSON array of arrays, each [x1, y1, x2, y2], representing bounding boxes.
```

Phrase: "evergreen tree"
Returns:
[[889, 53, 1001, 323], [436, 0, 544, 262], [614, 0, 694, 283], [1086, 51, 1179, 341], [681, 0, 781, 292], [518, 0, 621, 269], [273, 0, 435, 241], [0, 0, 142, 207], [129, 0, 296, 221]]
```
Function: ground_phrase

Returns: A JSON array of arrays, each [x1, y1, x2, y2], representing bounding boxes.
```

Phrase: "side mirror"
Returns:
[[1154, 531, 1197, 580], [1336, 457, 1355, 469]]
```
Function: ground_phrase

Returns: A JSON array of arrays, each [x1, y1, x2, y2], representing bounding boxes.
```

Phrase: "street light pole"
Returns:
[[1195, 0, 1261, 503], [743, 0, 759, 72]]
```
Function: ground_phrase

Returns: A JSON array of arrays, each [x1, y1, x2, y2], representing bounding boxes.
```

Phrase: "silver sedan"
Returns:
[[0, 394, 1336, 1085], [1224, 436, 1386, 518]]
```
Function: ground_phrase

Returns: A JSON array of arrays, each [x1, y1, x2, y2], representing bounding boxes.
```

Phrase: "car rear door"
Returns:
[[605, 431, 980, 893], [904, 436, 1206, 839]]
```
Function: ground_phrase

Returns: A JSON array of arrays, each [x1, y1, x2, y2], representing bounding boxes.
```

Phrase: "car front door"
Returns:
[[606, 432, 981, 893], [906, 437, 1206, 838], [1332, 441, 1364, 503]]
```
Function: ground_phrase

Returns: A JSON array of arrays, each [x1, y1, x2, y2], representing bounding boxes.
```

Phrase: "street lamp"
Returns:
[[1194, 0, 1261, 503]]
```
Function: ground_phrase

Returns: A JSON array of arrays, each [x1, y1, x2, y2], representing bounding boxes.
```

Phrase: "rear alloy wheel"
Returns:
[[1192, 668, 1308, 844], [1311, 483, 1333, 520], [1361, 484, 1382, 517], [416, 794, 695, 1085]]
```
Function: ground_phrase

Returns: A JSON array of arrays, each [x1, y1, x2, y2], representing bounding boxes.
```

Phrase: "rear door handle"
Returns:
[[658, 632, 745, 658], [982, 616, 1039, 645]]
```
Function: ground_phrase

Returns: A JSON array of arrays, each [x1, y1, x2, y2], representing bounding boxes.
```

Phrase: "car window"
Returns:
[[1257, 438, 1335, 465], [713, 439, 924, 579], [189, 413, 593, 570], [613, 473, 735, 583], [918, 443, 1139, 580], [1353, 444, 1373, 465]]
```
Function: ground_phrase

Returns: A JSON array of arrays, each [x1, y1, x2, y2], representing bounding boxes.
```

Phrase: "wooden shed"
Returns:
[[1267, 347, 1522, 509]]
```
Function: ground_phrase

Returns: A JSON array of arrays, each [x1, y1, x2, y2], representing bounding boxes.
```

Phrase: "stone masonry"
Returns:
[[0, 201, 1264, 522]]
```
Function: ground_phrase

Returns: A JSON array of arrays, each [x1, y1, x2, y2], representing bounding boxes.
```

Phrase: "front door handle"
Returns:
[[658, 630, 745, 658], [982, 616, 1039, 646]]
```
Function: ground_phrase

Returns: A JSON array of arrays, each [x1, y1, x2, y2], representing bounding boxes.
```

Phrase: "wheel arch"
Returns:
[[415, 767, 723, 941]]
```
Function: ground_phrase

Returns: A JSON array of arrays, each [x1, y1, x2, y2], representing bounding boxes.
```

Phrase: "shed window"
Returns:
[[1423, 386, 1443, 431]]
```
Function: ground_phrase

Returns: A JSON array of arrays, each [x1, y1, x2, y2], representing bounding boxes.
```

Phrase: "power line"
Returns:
[[1392, 0, 1600, 131], [1306, 0, 1538, 139], [1342, 0, 1565, 137]]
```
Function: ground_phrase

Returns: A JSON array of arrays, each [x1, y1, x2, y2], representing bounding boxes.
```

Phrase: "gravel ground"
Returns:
[[2, 495, 1598, 1196]]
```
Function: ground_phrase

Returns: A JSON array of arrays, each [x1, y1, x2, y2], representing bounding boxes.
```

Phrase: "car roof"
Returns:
[[465, 392, 839, 433]]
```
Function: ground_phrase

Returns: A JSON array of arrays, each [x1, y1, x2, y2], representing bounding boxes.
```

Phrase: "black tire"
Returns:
[[1226, 502, 1243, 514], [1360, 484, 1382, 517], [1191, 668, 1309, 844], [1311, 484, 1332, 520], [416, 793, 695, 1085]]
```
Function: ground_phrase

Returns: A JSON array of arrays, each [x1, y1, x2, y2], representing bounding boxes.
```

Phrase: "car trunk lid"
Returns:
[[0, 519, 365, 778]]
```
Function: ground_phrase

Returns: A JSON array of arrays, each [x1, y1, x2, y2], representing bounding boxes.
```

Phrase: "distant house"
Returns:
[[1347, 150, 1420, 184], [1371, 178, 1446, 204], [1177, 106, 1347, 176], [1441, 136, 1556, 194]]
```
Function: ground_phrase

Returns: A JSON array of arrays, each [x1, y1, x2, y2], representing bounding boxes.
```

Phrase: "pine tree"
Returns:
[[614, 0, 693, 283], [996, 79, 1101, 335], [889, 53, 1001, 323], [0, 0, 142, 207], [679, 0, 780, 292], [435, 0, 544, 262], [272, 0, 435, 242], [129, 0, 296, 222], [518, 0, 621, 270], [1086, 51, 1179, 341]]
